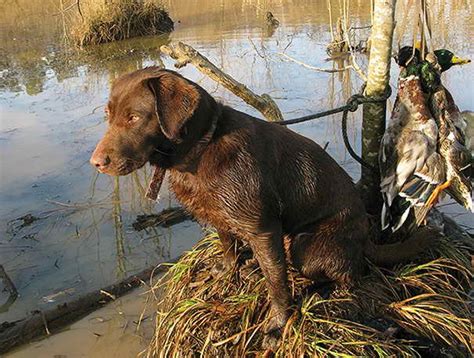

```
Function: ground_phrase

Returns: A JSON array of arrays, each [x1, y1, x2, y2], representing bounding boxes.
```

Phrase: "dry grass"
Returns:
[[147, 231, 472, 357], [69, 0, 173, 47]]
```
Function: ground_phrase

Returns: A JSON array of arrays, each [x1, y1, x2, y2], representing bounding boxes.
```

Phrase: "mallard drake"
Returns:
[[412, 53, 472, 213], [395, 48, 441, 93], [379, 71, 442, 231]]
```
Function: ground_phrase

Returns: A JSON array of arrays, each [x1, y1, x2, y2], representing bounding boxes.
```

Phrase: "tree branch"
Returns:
[[160, 42, 283, 122]]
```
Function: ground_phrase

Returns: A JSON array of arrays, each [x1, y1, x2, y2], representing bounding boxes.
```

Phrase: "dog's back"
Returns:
[[190, 105, 368, 234]]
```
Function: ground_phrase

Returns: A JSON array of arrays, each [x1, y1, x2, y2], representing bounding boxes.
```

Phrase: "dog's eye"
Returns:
[[128, 115, 140, 123]]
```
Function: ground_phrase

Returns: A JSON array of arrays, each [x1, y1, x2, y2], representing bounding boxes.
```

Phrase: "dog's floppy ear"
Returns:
[[146, 72, 200, 142]]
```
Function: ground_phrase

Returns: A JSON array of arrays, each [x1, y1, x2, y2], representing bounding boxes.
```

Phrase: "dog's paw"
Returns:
[[262, 328, 281, 351], [261, 306, 291, 351]]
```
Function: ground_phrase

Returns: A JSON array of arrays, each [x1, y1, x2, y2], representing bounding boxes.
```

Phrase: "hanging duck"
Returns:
[[427, 70, 472, 213], [379, 48, 472, 232], [379, 67, 442, 231]]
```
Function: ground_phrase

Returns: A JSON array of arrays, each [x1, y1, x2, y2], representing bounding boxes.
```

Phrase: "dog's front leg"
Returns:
[[249, 227, 292, 348]]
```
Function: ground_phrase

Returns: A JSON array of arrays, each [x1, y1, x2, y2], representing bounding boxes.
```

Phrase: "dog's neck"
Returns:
[[172, 106, 221, 173]]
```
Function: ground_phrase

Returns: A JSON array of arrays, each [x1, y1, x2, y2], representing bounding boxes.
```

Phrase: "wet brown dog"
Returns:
[[91, 67, 428, 346]]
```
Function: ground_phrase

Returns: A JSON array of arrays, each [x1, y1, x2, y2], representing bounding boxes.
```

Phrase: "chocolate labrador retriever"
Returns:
[[90, 67, 429, 345]]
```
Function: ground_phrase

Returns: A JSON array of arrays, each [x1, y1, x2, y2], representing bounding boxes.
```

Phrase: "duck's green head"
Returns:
[[434, 49, 471, 72]]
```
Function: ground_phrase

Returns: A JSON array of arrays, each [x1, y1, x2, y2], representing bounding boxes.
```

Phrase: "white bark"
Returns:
[[359, 0, 396, 213]]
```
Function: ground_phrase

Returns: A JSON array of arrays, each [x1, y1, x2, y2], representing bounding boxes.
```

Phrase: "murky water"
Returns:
[[1, 0, 473, 323]]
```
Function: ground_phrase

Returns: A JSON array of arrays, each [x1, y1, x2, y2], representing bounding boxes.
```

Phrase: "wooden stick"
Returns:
[[160, 42, 283, 122]]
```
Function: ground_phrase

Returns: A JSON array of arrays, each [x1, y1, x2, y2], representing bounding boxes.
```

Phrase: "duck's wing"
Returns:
[[380, 128, 442, 231], [405, 152, 446, 226], [440, 88, 471, 174]]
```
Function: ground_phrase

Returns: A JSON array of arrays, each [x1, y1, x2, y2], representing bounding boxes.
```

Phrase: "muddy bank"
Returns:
[[5, 285, 157, 358], [0, 260, 175, 354]]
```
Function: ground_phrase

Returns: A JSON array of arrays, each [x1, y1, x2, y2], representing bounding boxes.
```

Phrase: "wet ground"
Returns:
[[1, 0, 473, 330], [7, 285, 156, 357]]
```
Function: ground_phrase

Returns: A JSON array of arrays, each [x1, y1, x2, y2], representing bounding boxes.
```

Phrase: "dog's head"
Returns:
[[90, 68, 216, 176]]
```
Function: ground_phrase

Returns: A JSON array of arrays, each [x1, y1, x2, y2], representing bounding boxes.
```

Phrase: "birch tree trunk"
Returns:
[[359, 0, 396, 214]]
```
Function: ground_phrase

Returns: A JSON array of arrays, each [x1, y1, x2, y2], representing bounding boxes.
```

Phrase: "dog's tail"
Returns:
[[364, 226, 439, 266]]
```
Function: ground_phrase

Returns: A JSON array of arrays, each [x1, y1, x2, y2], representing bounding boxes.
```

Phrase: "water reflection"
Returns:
[[0, 0, 473, 322]]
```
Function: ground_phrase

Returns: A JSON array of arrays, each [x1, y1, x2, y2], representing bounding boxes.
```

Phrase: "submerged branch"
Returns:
[[160, 42, 283, 121], [279, 52, 352, 73]]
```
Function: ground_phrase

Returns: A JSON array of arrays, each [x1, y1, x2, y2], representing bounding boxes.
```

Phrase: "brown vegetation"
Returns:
[[69, 0, 173, 47], [148, 231, 472, 356]]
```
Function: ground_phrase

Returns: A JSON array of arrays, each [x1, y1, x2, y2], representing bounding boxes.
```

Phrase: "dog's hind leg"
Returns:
[[212, 230, 241, 275], [289, 226, 366, 288]]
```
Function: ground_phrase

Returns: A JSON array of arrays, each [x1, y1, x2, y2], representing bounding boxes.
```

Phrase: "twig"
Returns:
[[132, 207, 192, 231], [76, 0, 83, 21], [282, 34, 295, 52], [41, 312, 51, 335], [53, 0, 80, 16], [46, 199, 124, 209], [279, 53, 351, 73], [340, 2, 368, 81], [327, 0, 335, 42], [248, 37, 265, 59], [349, 25, 373, 31]]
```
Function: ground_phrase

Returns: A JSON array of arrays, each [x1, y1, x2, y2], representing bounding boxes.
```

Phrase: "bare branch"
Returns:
[[161, 42, 283, 121], [278, 52, 368, 83]]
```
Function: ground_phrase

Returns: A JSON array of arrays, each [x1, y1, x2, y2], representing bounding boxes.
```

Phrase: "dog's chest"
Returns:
[[169, 171, 234, 231]]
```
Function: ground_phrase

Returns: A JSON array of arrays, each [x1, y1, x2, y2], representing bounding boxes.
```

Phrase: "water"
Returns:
[[1, 0, 473, 323]]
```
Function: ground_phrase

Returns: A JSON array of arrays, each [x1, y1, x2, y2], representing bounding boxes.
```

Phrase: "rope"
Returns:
[[278, 83, 392, 171]]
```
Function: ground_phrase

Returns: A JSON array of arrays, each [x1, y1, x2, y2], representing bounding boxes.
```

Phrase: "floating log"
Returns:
[[160, 41, 283, 122], [133, 206, 192, 231]]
